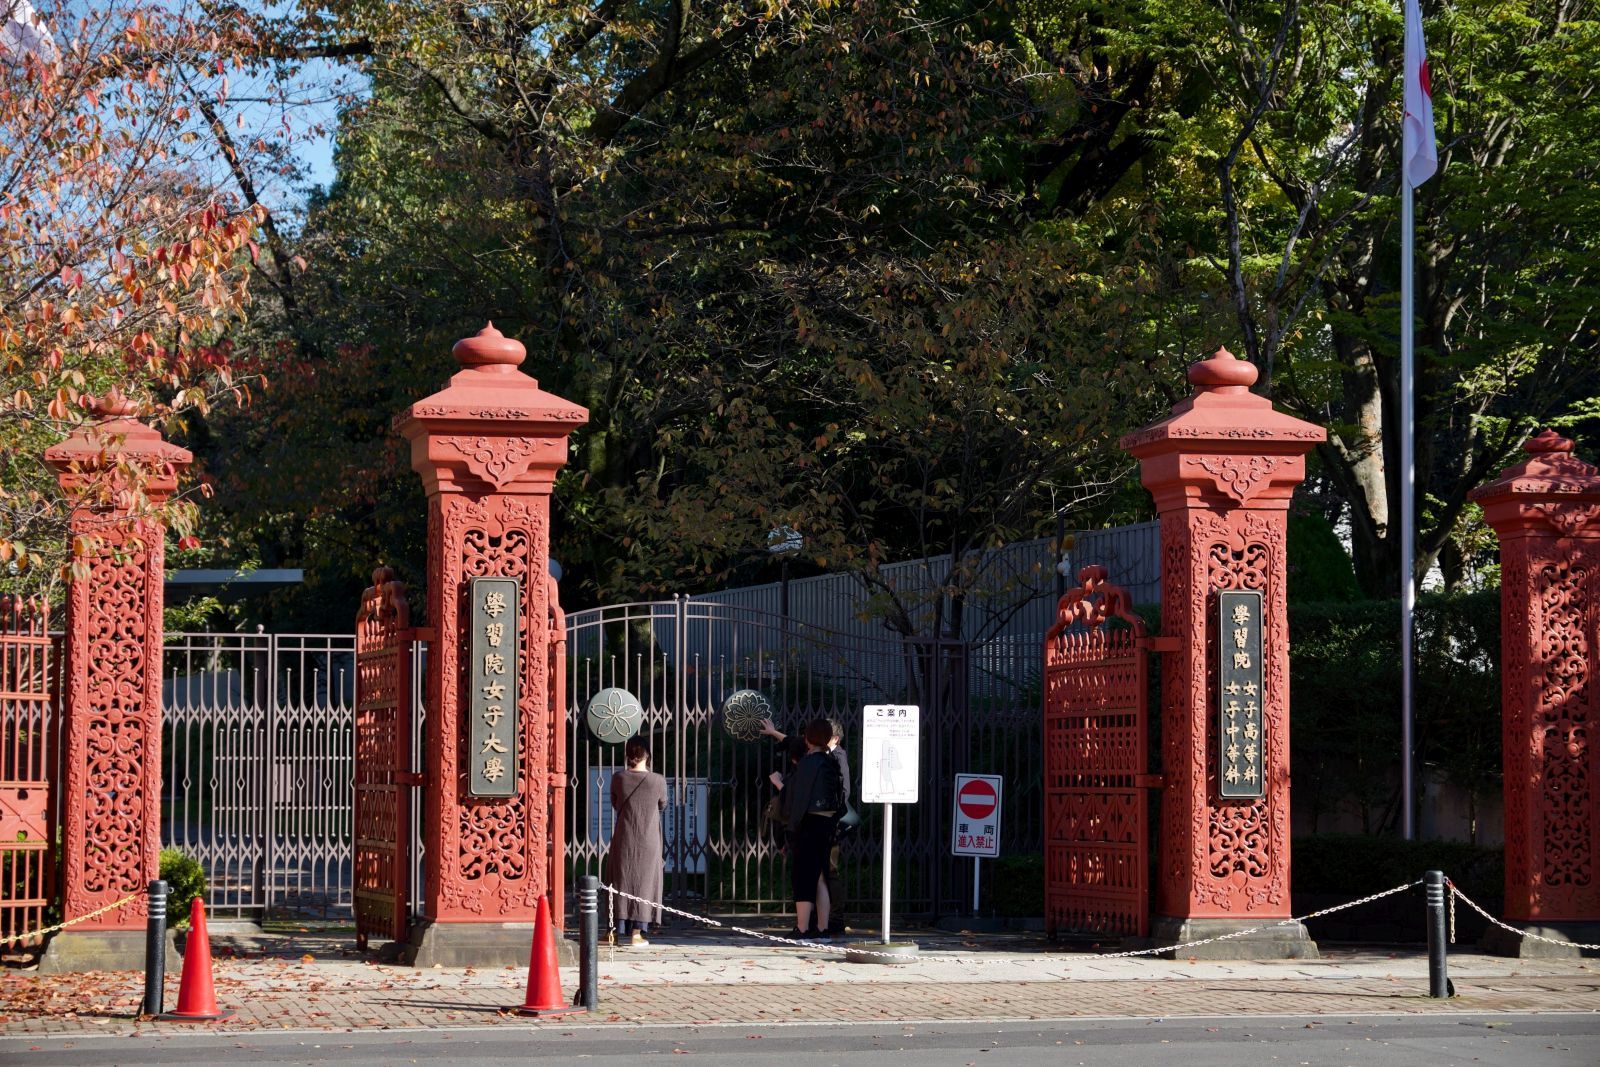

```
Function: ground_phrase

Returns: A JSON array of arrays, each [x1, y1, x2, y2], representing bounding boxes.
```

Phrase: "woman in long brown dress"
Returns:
[[605, 737, 667, 946]]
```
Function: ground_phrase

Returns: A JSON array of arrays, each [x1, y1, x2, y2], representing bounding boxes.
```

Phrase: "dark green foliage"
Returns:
[[1292, 833, 1502, 908], [1286, 512, 1361, 603], [1289, 591, 1501, 837], [159, 847, 208, 927], [987, 853, 1044, 918]]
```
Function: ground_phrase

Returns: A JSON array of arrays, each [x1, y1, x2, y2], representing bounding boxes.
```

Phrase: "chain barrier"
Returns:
[[1445, 878, 1600, 951], [598, 879, 1422, 964], [0, 891, 141, 947]]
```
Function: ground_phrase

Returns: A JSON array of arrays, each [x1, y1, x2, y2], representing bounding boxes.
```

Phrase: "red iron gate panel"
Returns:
[[0, 597, 54, 951], [354, 571, 415, 948], [1043, 567, 1151, 938]]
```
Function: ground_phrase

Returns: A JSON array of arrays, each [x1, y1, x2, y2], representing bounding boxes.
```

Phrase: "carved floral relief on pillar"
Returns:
[[60, 526, 162, 927], [1125, 348, 1322, 924], [431, 493, 552, 917], [1197, 512, 1288, 913], [45, 397, 190, 930], [1472, 430, 1600, 924], [1158, 512, 1192, 914], [1533, 556, 1593, 894], [401, 324, 587, 926]]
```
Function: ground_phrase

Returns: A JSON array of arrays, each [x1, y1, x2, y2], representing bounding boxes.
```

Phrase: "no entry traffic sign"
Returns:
[[951, 773, 1002, 858], [957, 777, 998, 821]]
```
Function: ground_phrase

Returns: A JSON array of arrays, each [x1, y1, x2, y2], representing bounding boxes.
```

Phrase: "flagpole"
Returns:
[[1400, 173, 1416, 842]]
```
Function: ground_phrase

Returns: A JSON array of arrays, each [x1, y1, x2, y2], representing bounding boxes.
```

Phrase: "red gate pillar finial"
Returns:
[[39, 393, 192, 973], [1471, 429, 1600, 956], [1120, 347, 1324, 959], [392, 323, 588, 967]]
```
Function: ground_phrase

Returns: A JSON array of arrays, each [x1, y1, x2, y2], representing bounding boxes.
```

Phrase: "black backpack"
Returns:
[[808, 752, 845, 814]]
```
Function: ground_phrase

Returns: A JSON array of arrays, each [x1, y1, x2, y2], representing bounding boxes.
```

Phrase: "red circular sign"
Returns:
[[957, 778, 997, 820]]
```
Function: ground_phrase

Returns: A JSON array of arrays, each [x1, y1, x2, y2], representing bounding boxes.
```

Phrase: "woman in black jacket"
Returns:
[[777, 718, 843, 939]]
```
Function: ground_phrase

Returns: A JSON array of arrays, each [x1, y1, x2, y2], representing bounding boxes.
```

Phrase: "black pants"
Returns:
[[824, 842, 845, 930], [790, 813, 838, 905]]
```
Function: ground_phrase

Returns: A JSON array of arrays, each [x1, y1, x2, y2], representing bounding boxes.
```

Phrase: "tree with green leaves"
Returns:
[[1123, 0, 1600, 593], [192, 0, 1173, 629], [198, 0, 1600, 624]]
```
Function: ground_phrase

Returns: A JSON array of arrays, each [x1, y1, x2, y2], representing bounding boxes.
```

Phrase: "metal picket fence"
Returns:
[[161, 631, 363, 918]]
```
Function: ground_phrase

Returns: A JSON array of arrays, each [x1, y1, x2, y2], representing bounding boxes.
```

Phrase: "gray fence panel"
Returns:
[[691, 523, 1161, 646], [162, 631, 358, 918]]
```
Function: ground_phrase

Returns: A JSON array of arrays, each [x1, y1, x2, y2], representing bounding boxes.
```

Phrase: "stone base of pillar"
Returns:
[[398, 919, 578, 968], [37, 928, 178, 974], [1151, 916, 1319, 960], [1481, 920, 1600, 959]]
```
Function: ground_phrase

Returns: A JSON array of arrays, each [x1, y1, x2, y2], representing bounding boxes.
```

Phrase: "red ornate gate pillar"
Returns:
[[394, 324, 587, 967], [1121, 349, 1323, 958], [1471, 430, 1600, 956], [39, 393, 191, 973]]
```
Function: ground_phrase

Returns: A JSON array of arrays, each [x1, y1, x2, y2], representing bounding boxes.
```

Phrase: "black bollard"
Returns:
[[1425, 870, 1451, 998], [142, 879, 168, 1016], [576, 875, 599, 1011]]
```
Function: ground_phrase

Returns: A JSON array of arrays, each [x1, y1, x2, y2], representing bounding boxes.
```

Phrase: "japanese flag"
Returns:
[[1402, 0, 1437, 187], [1, 1, 56, 62]]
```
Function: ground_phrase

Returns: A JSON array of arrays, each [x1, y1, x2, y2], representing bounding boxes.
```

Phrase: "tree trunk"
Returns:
[[1333, 332, 1397, 597]]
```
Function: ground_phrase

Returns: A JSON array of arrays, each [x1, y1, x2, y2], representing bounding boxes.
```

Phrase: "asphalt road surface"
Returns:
[[3, 1014, 1598, 1067]]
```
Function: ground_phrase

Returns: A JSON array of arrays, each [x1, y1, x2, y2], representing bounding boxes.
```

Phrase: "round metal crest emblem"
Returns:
[[721, 689, 772, 742], [585, 687, 643, 744]]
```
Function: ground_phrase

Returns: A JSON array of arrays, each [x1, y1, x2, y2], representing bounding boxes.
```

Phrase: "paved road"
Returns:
[[5, 1014, 1598, 1067]]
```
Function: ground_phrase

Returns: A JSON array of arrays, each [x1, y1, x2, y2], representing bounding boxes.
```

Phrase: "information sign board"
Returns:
[[861, 704, 919, 804]]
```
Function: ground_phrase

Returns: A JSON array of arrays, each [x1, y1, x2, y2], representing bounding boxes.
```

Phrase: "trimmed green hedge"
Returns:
[[1290, 590, 1500, 836], [1292, 833, 1502, 905]]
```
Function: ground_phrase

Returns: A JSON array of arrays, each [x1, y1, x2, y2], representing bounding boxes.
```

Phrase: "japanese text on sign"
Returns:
[[861, 705, 919, 804], [951, 773, 1003, 857], [1217, 589, 1265, 799], [468, 576, 520, 797]]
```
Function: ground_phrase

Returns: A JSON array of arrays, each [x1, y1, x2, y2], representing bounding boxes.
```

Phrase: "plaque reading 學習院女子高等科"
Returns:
[[1217, 589, 1265, 799], [467, 576, 520, 797]]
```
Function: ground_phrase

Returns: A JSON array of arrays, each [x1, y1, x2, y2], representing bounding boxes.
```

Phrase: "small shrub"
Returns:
[[987, 853, 1044, 917], [159, 847, 207, 925]]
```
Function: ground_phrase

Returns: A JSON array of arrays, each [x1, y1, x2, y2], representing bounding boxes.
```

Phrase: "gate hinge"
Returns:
[[396, 771, 426, 786], [1140, 636, 1182, 653], [1135, 774, 1166, 790]]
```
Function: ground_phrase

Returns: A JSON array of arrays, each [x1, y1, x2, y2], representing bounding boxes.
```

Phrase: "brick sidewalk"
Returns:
[[4, 954, 1599, 1035]]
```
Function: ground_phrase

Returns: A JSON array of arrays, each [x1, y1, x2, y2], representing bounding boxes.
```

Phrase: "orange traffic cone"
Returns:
[[513, 895, 583, 1017], [158, 898, 234, 1021]]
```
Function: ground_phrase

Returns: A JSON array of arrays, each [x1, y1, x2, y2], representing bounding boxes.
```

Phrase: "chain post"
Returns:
[[142, 879, 168, 1016], [577, 875, 599, 1011], [1424, 870, 1451, 998]]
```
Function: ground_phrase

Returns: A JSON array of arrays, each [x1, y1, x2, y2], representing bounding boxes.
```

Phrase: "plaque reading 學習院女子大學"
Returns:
[[468, 576, 520, 798], [1217, 589, 1265, 799]]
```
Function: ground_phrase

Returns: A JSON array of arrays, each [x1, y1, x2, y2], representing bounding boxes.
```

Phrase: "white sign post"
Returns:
[[951, 773, 1002, 914], [861, 704, 919, 945]]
